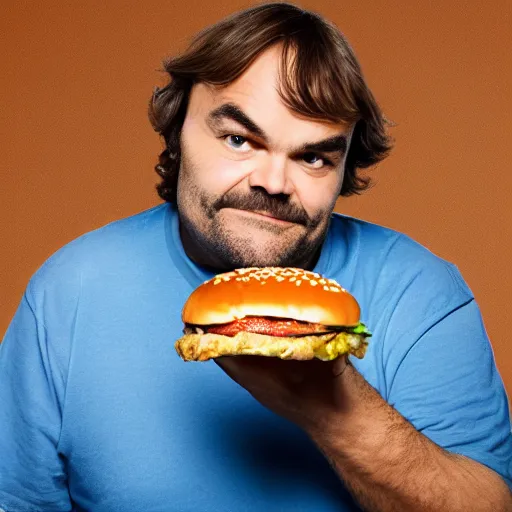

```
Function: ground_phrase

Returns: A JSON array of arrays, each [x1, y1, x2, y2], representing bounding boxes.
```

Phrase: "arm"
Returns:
[[216, 301, 512, 511], [309, 360, 512, 512], [0, 287, 72, 511]]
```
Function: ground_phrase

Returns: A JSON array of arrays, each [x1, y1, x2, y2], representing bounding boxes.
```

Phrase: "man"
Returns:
[[0, 3, 511, 511]]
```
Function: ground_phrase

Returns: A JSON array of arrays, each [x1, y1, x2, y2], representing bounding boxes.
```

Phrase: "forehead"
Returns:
[[189, 46, 352, 143], [219, 46, 283, 109]]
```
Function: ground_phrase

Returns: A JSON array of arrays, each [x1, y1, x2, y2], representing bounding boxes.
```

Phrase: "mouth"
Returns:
[[224, 208, 296, 226]]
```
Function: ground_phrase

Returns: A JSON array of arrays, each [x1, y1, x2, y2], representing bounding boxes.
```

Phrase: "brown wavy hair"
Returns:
[[148, 2, 393, 203]]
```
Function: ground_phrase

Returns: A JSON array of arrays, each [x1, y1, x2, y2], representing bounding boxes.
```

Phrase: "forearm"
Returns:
[[307, 364, 512, 512]]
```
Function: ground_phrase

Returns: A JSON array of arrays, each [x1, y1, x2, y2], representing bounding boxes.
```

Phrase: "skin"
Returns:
[[177, 45, 352, 271], [217, 356, 512, 511], [177, 46, 512, 510]]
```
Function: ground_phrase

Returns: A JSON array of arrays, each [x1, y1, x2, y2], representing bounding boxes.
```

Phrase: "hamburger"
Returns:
[[175, 267, 371, 362]]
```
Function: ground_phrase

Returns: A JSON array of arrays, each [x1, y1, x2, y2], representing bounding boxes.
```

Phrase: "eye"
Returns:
[[302, 152, 332, 169], [225, 135, 251, 151]]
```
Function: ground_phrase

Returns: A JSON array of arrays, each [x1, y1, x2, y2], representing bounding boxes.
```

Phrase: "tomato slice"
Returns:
[[206, 317, 330, 337]]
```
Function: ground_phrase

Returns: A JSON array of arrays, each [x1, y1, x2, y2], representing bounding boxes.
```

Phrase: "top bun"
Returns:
[[182, 267, 360, 326]]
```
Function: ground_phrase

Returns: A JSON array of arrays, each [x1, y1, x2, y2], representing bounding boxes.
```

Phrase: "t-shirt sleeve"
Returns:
[[387, 298, 512, 489], [0, 288, 72, 511]]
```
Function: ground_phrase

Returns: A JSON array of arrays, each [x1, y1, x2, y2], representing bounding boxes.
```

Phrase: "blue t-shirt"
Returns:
[[1, 203, 511, 511]]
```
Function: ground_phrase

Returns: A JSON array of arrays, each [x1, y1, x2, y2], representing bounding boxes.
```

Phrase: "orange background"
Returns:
[[1, 1, 511, 398]]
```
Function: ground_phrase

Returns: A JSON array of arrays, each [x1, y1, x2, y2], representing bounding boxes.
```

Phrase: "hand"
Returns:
[[215, 355, 352, 433]]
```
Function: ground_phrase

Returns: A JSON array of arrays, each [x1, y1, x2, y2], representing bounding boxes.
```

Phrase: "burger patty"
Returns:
[[175, 330, 369, 361], [198, 316, 332, 337]]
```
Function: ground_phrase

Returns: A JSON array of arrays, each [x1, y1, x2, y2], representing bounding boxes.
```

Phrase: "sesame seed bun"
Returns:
[[181, 267, 360, 326]]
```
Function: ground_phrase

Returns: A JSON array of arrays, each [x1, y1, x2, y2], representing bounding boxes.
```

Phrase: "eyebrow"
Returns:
[[207, 102, 348, 155], [208, 103, 268, 140], [298, 135, 347, 155]]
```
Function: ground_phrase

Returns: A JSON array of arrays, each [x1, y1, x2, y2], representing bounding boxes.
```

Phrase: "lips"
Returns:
[[247, 210, 291, 222], [228, 208, 295, 225]]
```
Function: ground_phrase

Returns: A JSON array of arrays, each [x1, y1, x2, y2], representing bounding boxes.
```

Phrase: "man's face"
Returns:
[[177, 46, 353, 270]]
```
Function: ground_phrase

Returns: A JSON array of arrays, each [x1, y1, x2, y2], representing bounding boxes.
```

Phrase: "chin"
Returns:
[[231, 234, 325, 270], [230, 250, 314, 271], [216, 235, 311, 269]]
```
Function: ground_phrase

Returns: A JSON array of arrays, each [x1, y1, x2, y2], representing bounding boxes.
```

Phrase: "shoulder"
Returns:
[[330, 212, 472, 304], [27, 204, 168, 305], [331, 212, 454, 266], [327, 214, 473, 349]]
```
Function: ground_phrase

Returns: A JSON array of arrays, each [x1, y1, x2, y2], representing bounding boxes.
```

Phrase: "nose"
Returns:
[[247, 156, 294, 196]]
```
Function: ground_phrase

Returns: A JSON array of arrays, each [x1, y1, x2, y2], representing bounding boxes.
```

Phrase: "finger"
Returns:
[[214, 356, 245, 384], [215, 356, 307, 389], [214, 355, 275, 385], [332, 354, 350, 378]]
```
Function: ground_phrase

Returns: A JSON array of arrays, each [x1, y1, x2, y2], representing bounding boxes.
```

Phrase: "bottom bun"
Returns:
[[175, 330, 368, 362]]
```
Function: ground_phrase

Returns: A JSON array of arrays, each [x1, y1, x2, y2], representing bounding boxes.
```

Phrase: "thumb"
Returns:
[[331, 354, 350, 378]]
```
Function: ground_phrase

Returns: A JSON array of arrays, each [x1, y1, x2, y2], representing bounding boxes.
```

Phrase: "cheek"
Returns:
[[205, 159, 253, 193], [292, 171, 342, 218], [181, 138, 252, 195]]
